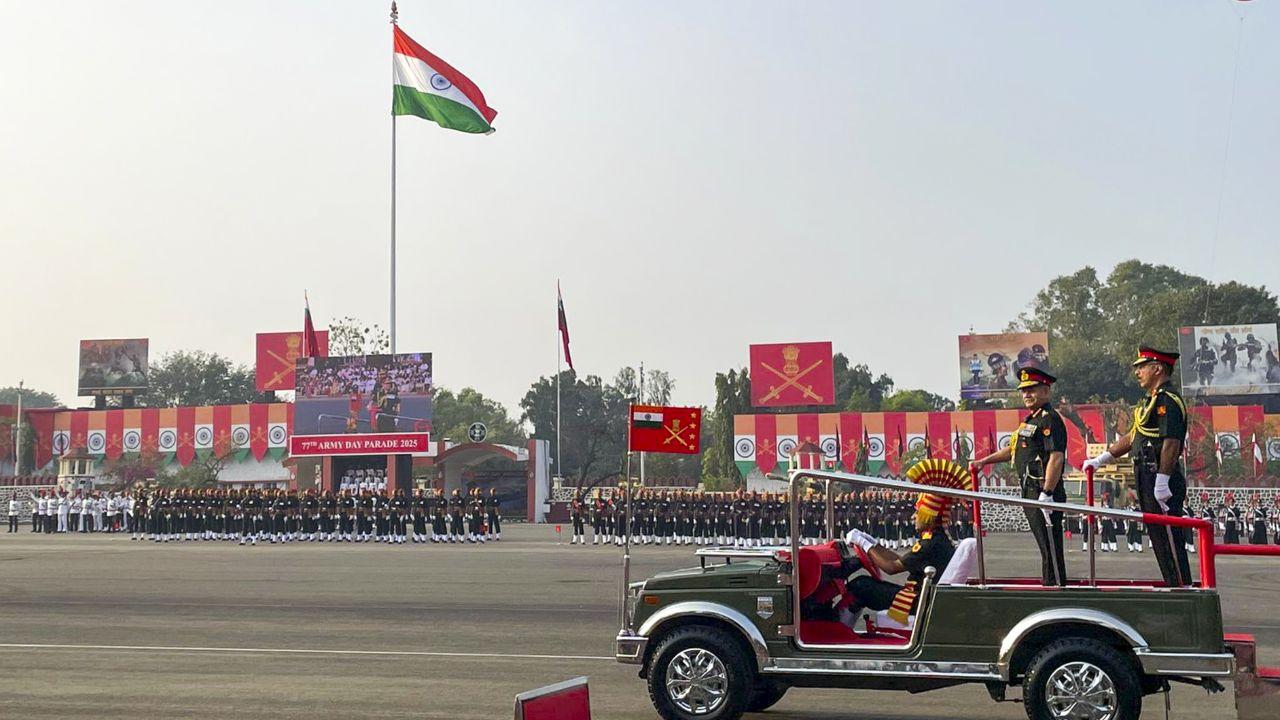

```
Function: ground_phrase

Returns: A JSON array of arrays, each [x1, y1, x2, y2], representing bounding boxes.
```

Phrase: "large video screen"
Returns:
[[1178, 324, 1280, 396], [958, 332, 1050, 399], [291, 353, 434, 456], [78, 338, 149, 396]]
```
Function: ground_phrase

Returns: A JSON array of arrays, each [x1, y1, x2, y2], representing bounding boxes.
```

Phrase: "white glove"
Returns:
[[1082, 452, 1113, 473], [1154, 473, 1172, 512], [1038, 491, 1054, 524], [844, 529, 875, 551]]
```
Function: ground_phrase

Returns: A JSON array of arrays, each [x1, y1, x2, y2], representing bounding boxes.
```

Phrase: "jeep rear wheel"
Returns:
[[1022, 638, 1141, 720], [746, 679, 788, 712], [646, 625, 753, 720]]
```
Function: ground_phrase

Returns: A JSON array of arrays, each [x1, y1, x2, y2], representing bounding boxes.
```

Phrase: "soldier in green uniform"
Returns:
[[1085, 347, 1191, 587], [970, 366, 1068, 586]]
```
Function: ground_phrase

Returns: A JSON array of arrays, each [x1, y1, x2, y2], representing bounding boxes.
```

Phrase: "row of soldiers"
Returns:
[[1062, 495, 1280, 553], [566, 488, 976, 547], [11, 488, 505, 546], [15, 490, 130, 534]]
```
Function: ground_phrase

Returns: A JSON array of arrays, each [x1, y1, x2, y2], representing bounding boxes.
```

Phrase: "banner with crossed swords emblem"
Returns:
[[749, 341, 835, 408], [256, 331, 329, 392], [628, 404, 702, 455]]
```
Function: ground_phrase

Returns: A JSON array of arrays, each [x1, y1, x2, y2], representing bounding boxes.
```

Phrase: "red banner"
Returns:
[[628, 405, 702, 455], [255, 330, 329, 392], [749, 341, 835, 408], [250, 403, 269, 461], [141, 408, 159, 455], [289, 432, 430, 457], [105, 410, 124, 460], [755, 414, 777, 475], [176, 407, 196, 466], [927, 412, 952, 459], [838, 412, 862, 470], [1239, 405, 1266, 477], [883, 412, 906, 474]]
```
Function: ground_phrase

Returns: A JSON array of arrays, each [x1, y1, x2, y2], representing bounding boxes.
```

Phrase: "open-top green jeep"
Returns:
[[614, 469, 1279, 720]]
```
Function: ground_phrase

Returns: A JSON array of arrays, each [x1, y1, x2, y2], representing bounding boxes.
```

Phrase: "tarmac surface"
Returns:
[[0, 526, 1274, 719]]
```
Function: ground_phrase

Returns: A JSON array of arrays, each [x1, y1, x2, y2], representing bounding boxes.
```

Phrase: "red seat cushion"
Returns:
[[797, 542, 847, 600], [1224, 633, 1256, 645], [798, 621, 911, 646]]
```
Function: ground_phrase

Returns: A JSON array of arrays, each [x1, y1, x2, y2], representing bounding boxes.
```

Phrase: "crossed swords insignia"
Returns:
[[662, 417, 697, 449], [759, 357, 826, 403], [263, 345, 303, 390]]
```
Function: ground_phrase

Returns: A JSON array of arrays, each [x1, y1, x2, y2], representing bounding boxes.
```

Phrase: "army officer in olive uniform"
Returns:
[[1086, 347, 1191, 587], [970, 366, 1068, 586]]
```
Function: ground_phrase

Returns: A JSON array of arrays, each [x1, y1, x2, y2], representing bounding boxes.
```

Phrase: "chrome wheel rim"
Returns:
[[1045, 661, 1118, 720], [665, 647, 728, 715]]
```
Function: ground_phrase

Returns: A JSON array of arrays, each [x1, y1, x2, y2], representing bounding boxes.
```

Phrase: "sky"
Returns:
[[2, 1, 1278, 417]]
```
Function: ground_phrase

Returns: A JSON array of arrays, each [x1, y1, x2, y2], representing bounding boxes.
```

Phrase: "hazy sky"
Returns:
[[2, 1, 1277, 416]]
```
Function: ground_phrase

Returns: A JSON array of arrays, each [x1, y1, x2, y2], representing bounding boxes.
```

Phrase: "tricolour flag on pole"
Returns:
[[558, 282, 574, 372], [393, 26, 497, 134]]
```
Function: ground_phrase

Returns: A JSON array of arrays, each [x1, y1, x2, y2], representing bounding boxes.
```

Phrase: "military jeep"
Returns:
[[614, 469, 1279, 720]]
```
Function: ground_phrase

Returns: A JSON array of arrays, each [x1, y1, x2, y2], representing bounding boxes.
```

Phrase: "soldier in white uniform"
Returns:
[[71, 493, 85, 532], [7, 495, 19, 532], [57, 491, 70, 533], [105, 493, 118, 533], [34, 492, 47, 533], [95, 494, 107, 532]]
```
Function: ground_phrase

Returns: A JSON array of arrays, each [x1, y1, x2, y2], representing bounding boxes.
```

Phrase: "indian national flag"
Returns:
[[632, 410, 664, 429], [393, 26, 497, 134]]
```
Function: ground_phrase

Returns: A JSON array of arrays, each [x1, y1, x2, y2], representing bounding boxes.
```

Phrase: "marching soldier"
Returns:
[[431, 488, 447, 543], [971, 366, 1068, 586], [1125, 494, 1145, 552], [569, 492, 586, 545], [1085, 348, 1191, 586], [1222, 493, 1241, 544], [467, 488, 486, 543], [484, 488, 502, 542], [447, 489, 465, 543], [1248, 496, 1267, 545], [589, 493, 605, 545]]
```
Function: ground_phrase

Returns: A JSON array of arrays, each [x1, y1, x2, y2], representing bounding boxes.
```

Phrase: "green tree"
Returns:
[[328, 316, 390, 356], [431, 387, 526, 445], [0, 387, 61, 407], [141, 351, 257, 407], [520, 371, 630, 491], [1008, 260, 1280, 403], [612, 367, 674, 405], [703, 368, 752, 487], [836, 357, 896, 411], [881, 389, 955, 412]]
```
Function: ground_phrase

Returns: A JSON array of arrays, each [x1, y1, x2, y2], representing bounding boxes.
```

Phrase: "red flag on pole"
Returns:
[[558, 282, 574, 372], [303, 293, 320, 359]]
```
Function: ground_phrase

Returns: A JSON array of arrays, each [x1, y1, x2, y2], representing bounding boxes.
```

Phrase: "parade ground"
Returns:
[[0, 527, 1273, 719]]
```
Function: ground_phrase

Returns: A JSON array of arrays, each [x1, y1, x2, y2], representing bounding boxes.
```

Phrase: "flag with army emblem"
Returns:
[[256, 331, 328, 392], [628, 404, 702, 455], [749, 342, 835, 408]]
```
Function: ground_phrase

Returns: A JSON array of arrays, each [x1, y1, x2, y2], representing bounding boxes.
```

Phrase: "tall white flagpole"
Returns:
[[13, 380, 22, 475], [556, 284, 561, 479], [638, 362, 645, 489], [389, 2, 399, 354]]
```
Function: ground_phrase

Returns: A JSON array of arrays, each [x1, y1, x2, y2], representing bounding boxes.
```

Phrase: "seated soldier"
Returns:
[[843, 464, 960, 626]]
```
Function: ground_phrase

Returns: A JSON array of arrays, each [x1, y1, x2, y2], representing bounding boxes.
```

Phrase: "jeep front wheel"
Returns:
[[1021, 638, 1141, 720], [646, 625, 753, 720]]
